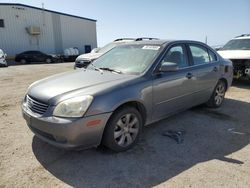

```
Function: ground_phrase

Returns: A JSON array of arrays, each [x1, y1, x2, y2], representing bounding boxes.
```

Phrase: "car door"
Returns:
[[152, 44, 196, 120], [186, 43, 220, 103], [25, 51, 33, 62], [27, 51, 36, 62], [35, 51, 44, 62]]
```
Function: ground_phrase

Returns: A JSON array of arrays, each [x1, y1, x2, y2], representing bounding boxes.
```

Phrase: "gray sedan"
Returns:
[[22, 40, 233, 152]]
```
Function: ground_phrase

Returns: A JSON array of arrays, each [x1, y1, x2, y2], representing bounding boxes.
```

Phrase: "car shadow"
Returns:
[[232, 79, 250, 89], [32, 98, 250, 187]]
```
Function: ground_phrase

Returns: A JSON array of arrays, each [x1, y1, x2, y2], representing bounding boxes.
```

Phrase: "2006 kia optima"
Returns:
[[22, 40, 233, 152]]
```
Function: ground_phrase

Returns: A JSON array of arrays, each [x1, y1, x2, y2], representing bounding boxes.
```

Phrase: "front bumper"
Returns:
[[0, 59, 7, 66], [22, 106, 112, 149]]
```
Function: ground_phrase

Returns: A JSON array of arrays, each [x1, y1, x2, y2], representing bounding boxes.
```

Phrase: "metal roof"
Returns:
[[0, 3, 97, 22]]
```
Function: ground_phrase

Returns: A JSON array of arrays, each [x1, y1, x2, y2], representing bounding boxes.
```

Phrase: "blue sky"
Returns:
[[1, 0, 250, 46]]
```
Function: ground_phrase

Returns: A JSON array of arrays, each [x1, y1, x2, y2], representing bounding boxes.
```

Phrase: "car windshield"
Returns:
[[0, 50, 3, 56], [222, 39, 250, 50], [90, 45, 161, 74], [98, 43, 119, 54]]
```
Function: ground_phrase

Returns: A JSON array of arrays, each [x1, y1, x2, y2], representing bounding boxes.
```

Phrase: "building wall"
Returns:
[[60, 15, 97, 54], [0, 4, 97, 56]]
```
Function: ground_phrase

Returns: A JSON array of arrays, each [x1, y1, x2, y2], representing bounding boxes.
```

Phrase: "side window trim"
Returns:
[[208, 49, 218, 62], [185, 43, 194, 66]]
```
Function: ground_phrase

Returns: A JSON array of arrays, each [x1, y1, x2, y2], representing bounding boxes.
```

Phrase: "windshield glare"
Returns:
[[222, 39, 250, 50], [90, 45, 160, 74]]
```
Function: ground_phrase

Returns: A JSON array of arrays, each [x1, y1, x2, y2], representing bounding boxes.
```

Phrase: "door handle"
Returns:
[[213, 67, 218, 72], [186, 72, 193, 79]]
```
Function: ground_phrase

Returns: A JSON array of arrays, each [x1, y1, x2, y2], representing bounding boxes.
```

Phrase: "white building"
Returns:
[[0, 3, 97, 57]]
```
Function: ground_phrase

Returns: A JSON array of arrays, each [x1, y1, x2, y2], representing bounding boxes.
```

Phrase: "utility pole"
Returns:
[[205, 36, 208, 44]]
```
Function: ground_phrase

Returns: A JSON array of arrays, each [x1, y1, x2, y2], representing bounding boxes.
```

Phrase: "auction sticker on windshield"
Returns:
[[142, 46, 160, 50]]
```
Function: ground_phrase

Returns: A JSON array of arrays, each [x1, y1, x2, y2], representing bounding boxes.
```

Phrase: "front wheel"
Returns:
[[102, 107, 143, 152], [206, 80, 226, 108]]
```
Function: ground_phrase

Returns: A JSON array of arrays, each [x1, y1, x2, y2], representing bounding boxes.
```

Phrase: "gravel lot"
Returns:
[[0, 63, 250, 188]]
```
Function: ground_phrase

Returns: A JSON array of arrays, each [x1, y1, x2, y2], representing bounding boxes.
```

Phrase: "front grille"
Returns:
[[26, 95, 49, 115]]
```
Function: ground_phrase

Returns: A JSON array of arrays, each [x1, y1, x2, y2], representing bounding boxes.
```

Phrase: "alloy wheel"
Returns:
[[114, 113, 139, 147], [214, 83, 225, 106]]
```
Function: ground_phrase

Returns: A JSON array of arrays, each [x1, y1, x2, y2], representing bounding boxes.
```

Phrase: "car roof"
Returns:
[[233, 34, 250, 39], [118, 39, 208, 46], [22, 50, 41, 53], [233, 36, 250, 40]]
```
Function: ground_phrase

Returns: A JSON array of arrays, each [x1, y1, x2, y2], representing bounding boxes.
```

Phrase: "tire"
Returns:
[[102, 107, 143, 152], [20, 59, 26, 64], [206, 80, 226, 108], [45, 58, 52, 64]]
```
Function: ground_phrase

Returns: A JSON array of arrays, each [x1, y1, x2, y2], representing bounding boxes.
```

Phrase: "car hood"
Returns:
[[218, 50, 250, 59], [76, 53, 103, 61], [28, 69, 136, 104]]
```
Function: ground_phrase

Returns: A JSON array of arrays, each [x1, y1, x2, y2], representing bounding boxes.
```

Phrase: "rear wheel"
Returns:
[[102, 107, 142, 152], [206, 80, 226, 108]]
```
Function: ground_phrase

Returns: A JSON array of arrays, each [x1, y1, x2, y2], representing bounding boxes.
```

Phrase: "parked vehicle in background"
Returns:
[[74, 37, 158, 69], [63, 47, 79, 62], [15, 51, 60, 64], [22, 40, 233, 152], [218, 34, 250, 80], [0, 49, 8, 67]]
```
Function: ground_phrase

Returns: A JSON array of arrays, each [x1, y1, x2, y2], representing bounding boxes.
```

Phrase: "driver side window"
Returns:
[[162, 45, 188, 68]]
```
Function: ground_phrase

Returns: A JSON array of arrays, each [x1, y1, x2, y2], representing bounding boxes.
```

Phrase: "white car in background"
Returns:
[[74, 38, 158, 69], [218, 34, 250, 80], [0, 49, 7, 67]]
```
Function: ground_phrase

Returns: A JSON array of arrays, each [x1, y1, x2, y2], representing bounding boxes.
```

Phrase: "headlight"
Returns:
[[53, 96, 93, 117]]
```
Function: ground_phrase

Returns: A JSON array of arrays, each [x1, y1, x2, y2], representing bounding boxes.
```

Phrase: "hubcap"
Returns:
[[215, 84, 225, 105], [114, 113, 139, 147], [46, 59, 52, 63]]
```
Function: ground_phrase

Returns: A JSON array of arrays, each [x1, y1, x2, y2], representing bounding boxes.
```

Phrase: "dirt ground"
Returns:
[[0, 63, 250, 188]]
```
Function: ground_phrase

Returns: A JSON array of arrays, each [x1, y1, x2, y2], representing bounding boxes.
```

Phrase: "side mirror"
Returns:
[[159, 62, 178, 72], [91, 48, 100, 53]]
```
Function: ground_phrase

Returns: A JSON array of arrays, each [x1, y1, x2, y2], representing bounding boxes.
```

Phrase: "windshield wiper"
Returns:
[[99, 67, 122, 74], [89, 63, 104, 73]]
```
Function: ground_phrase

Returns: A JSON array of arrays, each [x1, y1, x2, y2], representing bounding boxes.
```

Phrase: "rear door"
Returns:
[[152, 43, 196, 120], [186, 43, 220, 103], [36, 51, 46, 62]]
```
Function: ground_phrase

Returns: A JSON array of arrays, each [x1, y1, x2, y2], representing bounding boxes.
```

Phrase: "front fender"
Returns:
[[85, 78, 153, 124]]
